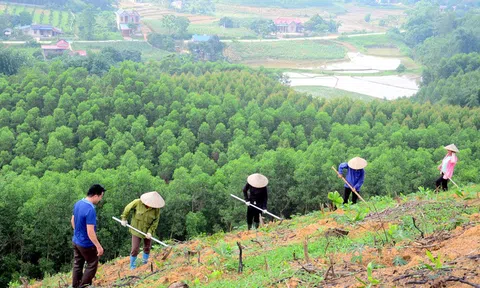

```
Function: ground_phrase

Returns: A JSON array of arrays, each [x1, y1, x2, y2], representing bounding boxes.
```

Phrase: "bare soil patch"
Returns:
[[336, 4, 406, 33]]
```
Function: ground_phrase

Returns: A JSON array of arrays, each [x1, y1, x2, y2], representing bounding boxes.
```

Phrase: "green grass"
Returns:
[[0, 45, 41, 58], [213, 9, 259, 19], [336, 34, 420, 70], [178, 188, 477, 287], [32, 186, 479, 288], [93, 12, 124, 41], [188, 23, 257, 39], [292, 86, 377, 101], [32, 10, 42, 24], [144, 19, 257, 39], [10, 6, 67, 27], [216, 0, 346, 14], [52, 10, 60, 27], [71, 41, 172, 61], [339, 34, 410, 56], [14, 5, 25, 14], [0, 3, 71, 32], [142, 19, 170, 34], [227, 40, 346, 61]]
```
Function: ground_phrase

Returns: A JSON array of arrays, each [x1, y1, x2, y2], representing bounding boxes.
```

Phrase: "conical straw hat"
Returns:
[[247, 173, 269, 188], [348, 157, 367, 170], [140, 191, 165, 208], [444, 144, 459, 153]]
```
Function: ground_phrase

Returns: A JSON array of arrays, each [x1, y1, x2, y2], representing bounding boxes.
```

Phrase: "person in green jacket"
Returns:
[[120, 191, 165, 270]]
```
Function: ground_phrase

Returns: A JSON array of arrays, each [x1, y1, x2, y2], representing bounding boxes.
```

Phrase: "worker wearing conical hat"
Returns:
[[337, 157, 367, 204], [120, 191, 165, 270], [436, 144, 459, 191], [243, 173, 269, 230]]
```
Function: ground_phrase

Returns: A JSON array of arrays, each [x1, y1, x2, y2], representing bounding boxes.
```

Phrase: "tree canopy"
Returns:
[[1, 57, 480, 286], [401, 1, 480, 106]]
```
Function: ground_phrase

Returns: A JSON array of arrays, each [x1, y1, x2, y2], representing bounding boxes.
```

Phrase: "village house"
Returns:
[[274, 17, 303, 34], [21, 24, 62, 38], [41, 39, 87, 58], [115, 9, 141, 37]]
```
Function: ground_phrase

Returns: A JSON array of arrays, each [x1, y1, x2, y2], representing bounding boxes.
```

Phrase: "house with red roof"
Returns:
[[274, 17, 304, 33], [41, 40, 87, 58]]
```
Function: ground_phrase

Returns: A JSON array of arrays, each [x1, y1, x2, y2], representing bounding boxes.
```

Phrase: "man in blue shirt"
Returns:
[[71, 184, 105, 288], [337, 157, 367, 204]]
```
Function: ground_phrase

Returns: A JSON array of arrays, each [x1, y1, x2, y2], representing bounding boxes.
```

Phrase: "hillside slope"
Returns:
[[32, 187, 479, 288]]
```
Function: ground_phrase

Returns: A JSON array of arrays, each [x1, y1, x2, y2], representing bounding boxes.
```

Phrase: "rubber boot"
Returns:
[[130, 256, 137, 270], [247, 223, 252, 230], [142, 253, 149, 265], [254, 222, 260, 229]]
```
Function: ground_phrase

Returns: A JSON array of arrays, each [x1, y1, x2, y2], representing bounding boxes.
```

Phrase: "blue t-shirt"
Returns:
[[338, 162, 365, 191], [72, 198, 97, 248]]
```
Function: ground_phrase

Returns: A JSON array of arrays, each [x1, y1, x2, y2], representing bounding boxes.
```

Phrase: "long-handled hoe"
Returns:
[[449, 177, 460, 189], [330, 166, 390, 245], [436, 175, 463, 193], [112, 216, 171, 247], [230, 194, 284, 223]]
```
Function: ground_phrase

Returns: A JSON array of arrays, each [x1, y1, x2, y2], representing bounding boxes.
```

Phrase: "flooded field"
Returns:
[[286, 72, 419, 100], [317, 52, 402, 72]]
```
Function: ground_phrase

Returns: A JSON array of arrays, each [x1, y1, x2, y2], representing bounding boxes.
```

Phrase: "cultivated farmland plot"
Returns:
[[31, 188, 480, 287], [0, 4, 73, 33]]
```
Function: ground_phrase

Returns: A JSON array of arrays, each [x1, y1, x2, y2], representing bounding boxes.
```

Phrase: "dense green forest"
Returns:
[[1, 57, 480, 285], [404, 1, 480, 105], [0, 46, 142, 76], [1, 0, 480, 286]]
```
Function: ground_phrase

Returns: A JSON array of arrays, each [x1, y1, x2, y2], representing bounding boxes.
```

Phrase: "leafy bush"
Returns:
[[396, 64, 406, 73], [328, 191, 343, 209], [148, 34, 176, 52], [186, 211, 207, 238]]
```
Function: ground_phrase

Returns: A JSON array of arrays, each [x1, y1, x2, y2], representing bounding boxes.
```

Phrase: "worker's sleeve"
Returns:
[[355, 170, 365, 191], [338, 162, 348, 174], [450, 154, 458, 164], [121, 199, 139, 221]]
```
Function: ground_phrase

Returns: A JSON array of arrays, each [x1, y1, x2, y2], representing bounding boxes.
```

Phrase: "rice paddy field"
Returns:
[[0, 3, 73, 33], [225, 40, 347, 62]]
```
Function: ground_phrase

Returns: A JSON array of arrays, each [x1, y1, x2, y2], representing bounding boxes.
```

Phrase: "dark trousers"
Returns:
[[435, 173, 449, 191], [246, 203, 263, 230], [130, 235, 152, 257], [343, 187, 358, 204], [72, 243, 99, 288]]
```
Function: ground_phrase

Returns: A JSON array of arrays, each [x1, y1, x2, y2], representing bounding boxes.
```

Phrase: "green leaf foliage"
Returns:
[[403, 2, 480, 106], [328, 191, 343, 208], [0, 57, 480, 285]]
